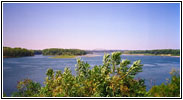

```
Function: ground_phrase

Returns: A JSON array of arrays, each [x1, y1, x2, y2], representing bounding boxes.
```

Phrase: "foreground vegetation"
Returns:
[[123, 49, 180, 56], [9, 52, 180, 97], [3, 47, 34, 58]]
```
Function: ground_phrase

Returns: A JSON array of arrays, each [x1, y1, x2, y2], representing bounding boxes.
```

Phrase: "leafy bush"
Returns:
[[11, 79, 41, 97]]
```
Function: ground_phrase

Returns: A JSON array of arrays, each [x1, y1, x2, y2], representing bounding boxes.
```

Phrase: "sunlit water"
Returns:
[[3, 53, 180, 96]]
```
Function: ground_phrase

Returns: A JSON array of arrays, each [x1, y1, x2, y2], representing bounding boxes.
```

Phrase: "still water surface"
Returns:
[[3, 53, 180, 96]]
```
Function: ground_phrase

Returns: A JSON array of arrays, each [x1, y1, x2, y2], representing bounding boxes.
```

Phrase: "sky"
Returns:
[[3, 3, 180, 50]]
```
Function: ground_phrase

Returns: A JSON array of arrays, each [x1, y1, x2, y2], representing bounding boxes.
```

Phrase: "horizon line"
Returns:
[[3, 46, 180, 51]]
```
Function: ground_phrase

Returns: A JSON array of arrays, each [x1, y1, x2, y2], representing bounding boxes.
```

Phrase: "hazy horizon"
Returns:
[[3, 3, 180, 50], [2, 46, 180, 51]]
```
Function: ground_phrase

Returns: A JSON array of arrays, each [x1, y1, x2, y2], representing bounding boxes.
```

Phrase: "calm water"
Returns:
[[3, 53, 180, 96]]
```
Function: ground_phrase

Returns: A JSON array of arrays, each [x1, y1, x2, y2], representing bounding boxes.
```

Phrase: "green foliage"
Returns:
[[148, 69, 180, 97], [111, 52, 122, 73], [3, 47, 34, 57], [42, 48, 87, 56], [11, 52, 180, 97], [11, 79, 41, 97], [123, 49, 180, 56]]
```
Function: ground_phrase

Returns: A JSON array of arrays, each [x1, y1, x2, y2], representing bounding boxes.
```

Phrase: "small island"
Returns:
[[42, 48, 87, 58]]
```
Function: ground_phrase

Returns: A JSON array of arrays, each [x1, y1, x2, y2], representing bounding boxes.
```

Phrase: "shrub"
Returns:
[[38, 52, 146, 97], [11, 79, 41, 97]]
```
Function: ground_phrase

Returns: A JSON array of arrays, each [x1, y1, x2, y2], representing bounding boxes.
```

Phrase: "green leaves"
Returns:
[[75, 58, 90, 79], [118, 59, 131, 75], [111, 52, 122, 73], [111, 52, 122, 65], [46, 68, 54, 78], [103, 53, 111, 65], [128, 60, 143, 76], [12, 79, 41, 97], [120, 59, 131, 68]]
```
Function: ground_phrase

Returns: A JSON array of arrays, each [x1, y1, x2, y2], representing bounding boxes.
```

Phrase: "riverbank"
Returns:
[[123, 54, 180, 57]]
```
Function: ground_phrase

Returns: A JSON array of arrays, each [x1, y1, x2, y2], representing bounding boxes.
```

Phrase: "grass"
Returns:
[[50, 55, 76, 58]]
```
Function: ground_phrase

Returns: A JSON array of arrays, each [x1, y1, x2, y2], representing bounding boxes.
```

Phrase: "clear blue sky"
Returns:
[[3, 3, 180, 50]]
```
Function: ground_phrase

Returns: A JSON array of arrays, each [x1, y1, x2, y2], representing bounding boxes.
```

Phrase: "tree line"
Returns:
[[42, 48, 87, 56], [8, 52, 179, 97], [3, 47, 88, 57], [123, 49, 180, 56], [3, 47, 34, 57]]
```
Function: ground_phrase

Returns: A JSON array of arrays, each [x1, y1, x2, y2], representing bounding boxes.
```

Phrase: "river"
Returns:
[[3, 53, 180, 96]]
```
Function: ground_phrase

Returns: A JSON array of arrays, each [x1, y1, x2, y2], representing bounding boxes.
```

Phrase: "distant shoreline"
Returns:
[[78, 54, 102, 57], [50, 54, 102, 58], [123, 54, 180, 57], [4, 53, 180, 59]]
